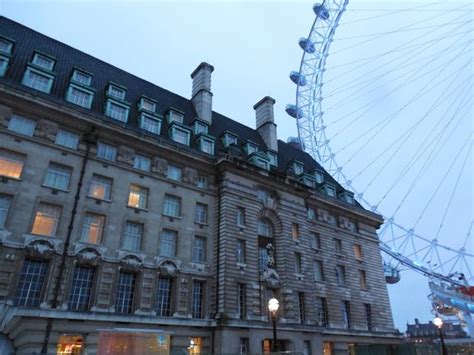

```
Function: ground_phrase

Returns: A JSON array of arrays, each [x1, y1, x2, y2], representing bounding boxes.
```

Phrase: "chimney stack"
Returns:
[[254, 96, 278, 152], [191, 62, 214, 124]]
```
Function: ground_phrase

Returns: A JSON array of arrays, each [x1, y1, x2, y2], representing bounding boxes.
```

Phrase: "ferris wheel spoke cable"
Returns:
[[462, 221, 473, 249]]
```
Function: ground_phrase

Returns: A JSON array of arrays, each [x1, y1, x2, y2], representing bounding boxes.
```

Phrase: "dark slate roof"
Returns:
[[0, 16, 350, 199]]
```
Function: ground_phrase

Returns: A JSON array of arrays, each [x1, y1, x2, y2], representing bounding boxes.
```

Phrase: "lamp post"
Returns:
[[268, 297, 280, 353], [433, 316, 448, 355]]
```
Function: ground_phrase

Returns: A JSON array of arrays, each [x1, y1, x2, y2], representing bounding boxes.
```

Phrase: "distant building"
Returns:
[[405, 318, 468, 344], [0, 16, 399, 354]]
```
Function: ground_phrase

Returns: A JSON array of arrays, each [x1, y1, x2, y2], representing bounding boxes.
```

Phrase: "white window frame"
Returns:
[[322, 184, 336, 197], [0, 37, 13, 54], [122, 221, 143, 252], [32, 52, 55, 71], [193, 121, 208, 135], [167, 165, 182, 181], [244, 142, 258, 155], [22, 67, 55, 93], [198, 136, 215, 155], [80, 213, 105, 244], [8, 115, 36, 137], [159, 229, 177, 257], [89, 174, 113, 201], [66, 83, 94, 109], [105, 99, 129, 122], [163, 194, 181, 217], [292, 161, 304, 175], [43, 162, 72, 190], [167, 109, 184, 124], [133, 154, 151, 172], [192, 236, 206, 263], [314, 170, 325, 184], [194, 203, 208, 224], [128, 185, 148, 209], [138, 97, 156, 113], [0, 55, 9, 77], [222, 132, 238, 147], [72, 69, 92, 86], [169, 124, 191, 146], [97, 142, 117, 161], [55, 129, 79, 149], [267, 151, 278, 167], [139, 113, 161, 134], [236, 207, 245, 227], [107, 84, 126, 100]]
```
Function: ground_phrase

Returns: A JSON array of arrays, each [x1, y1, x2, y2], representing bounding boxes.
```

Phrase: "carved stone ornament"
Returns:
[[157, 260, 178, 278], [263, 268, 281, 289], [76, 247, 101, 266], [117, 146, 135, 165], [120, 254, 143, 272], [26, 239, 55, 259], [183, 167, 198, 185], [153, 157, 167, 175], [35, 119, 59, 141]]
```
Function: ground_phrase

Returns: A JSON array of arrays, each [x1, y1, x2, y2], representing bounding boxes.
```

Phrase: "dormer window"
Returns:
[[66, 84, 94, 108], [138, 97, 156, 113], [139, 112, 162, 134], [321, 184, 337, 197], [222, 132, 238, 147], [0, 37, 13, 77], [193, 120, 208, 135], [299, 174, 316, 188], [290, 160, 304, 175], [169, 122, 191, 146], [107, 84, 126, 100], [32, 52, 55, 71], [22, 51, 56, 93], [313, 170, 325, 184], [0, 37, 13, 54], [267, 151, 278, 167], [197, 135, 215, 155], [244, 141, 258, 155], [339, 191, 355, 204], [105, 100, 129, 122], [72, 69, 92, 86], [167, 109, 184, 124], [248, 153, 270, 170]]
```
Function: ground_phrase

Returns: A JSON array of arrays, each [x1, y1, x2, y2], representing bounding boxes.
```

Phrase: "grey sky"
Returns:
[[2, 0, 472, 332]]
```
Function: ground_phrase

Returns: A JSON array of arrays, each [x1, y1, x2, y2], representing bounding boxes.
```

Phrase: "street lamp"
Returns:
[[433, 316, 448, 355], [268, 297, 279, 353]]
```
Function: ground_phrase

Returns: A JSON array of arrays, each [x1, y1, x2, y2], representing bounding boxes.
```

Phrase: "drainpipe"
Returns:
[[41, 130, 97, 354], [212, 168, 223, 353]]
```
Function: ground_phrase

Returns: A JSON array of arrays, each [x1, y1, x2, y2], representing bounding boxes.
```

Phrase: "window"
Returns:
[[167, 109, 184, 124], [72, 69, 92, 86], [244, 142, 258, 155], [340, 191, 355, 204], [122, 221, 143, 251], [197, 175, 208, 189], [8, 115, 36, 136], [359, 270, 367, 290], [314, 170, 325, 184], [192, 236, 206, 264], [22, 67, 54, 93], [156, 277, 172, 316], [80, 213, 105, 244], [292, 161, 304, 175], [0, 149, 25, 179], [307, 208, 316, 221], [128, 185, 148, 209], [134, 154, 151, 172], [267, 151, 278, 167], [248, 155, 269, 170], [14, 259, 48, 307], [0, 37, 13, 54], [298, 292, 305, 324], [31, 203, 61, 236], [336, 265, 346, 286], [192, 281, 204, 318], [107, 84, 126, 100], [66, 84, 94, 108], [57, 335, 84, 355], [198, 136, 215, 155], [69, 266, 94, 311], [116, 272, 136, 314], [334, 238, 342, 255], [304, 341, 312, 355], [322, 184, 336, 197], [189, 337, 202, 355], [159, 229, 177, 257], [139, 113, 161, 134], [0, 56, 9, 77], [294, 252, 302, 274], [317, 297, 328, 326], [170, 124, 191, 146], [163, 194, 181, 217], [237, 283, 246, 319], [167, 165, 182, 181], [194, 203, 208, 224], [89, 175, 112, 200], [257, 218, 273, 237], [97, 142, 117, 161], [236, 207, 245, 227], [55, 129, 79, 149], [354, 244, 363, 260], [259, 247, 269, 272], [43, 162, 72, 190], [239, 338, 249, 355], [365, 304, 372, 330], [236, 240, 246, 264], [138, 97, 156, 113], [311, 233, 321, 250], [0, 194, 12, 228], [105, 100, 129, 122], [313, 260, 324, 282], [32, 52, 55, 70], [222, 132, 238, 147], [292, 223, 299, 241], [341, 301, 351, 329], [193, 121, 208, 135]]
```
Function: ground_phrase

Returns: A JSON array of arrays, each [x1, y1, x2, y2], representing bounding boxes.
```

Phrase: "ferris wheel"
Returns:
[[286, 0, 473, 331]]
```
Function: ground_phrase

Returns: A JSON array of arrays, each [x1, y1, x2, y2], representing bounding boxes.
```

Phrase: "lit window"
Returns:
[[156, 277, 172, 317], [311, 233, 321, 250], [167, 165, 182, 181], [0, 37, 14, 54], [336, 265, 346, 286], [134, 154, 151, 172], [0, 149, 25, 179], [359, 270, 367, 290], [66, 84, 94, 108], [354, 244, 363, 260], [97, 142, 117, 161], [257, 218, 273, 238], [56, 335, 84, 354], [43, 162, 72, 190], [31, 203, 61, 236], [72, 70, 92, 86], [80, 213, 105, 244], [163, 194, 181, 217], [69, 266, 94, 311], [14, 259, 48, 307], [197, 175, 208, 189], [128, 185, 148, 209], [236, 207, 245, 227], [138, 97, 156, 113], [55, 129, 79, 149], [170, 124, 191, 146], [22, 67, 54, 93], [89, 175, 112, 200], [198, 136, 214, 155], [192, 236, 206, 263], [292, 223, 299, 241], [159, 229, 177, 257], [115, 272, 136, 314], [313, 260, 324, 282], [237, 283, 246, 319], [189, 337, 202, 355], [105, 100, 129, 122], [341, 301, 351, 328], [244, 142, 258, 155], [122, 221, 143, 251], [0, 194, 12, 228], [294, 252, 302, 274], [139, 113, 161, 134], [193, 121, 208, 135], [194, 203, 208, 224], [222, 132, 238, 147], [107, 84, 126, 100], [32, 52, 55, 70], [267, 151, 278, 167], [191, 281, 204, 318], [307, 208, 316, 221], [8, 115, 36, 136], [167, 109, 184, 124], [236, 240, 246, 264], [298, 292, 305, 324]]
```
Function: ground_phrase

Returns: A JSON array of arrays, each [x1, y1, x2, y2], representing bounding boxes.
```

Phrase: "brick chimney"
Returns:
[[254, 96, 278, 152], [191, 62, 214, 124]]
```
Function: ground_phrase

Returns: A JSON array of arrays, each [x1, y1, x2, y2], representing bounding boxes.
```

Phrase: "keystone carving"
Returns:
[[26, 239, 55, 259], [153, 157, 167, 175], [158, 260, 178, 278], [76, 247, 101, 266], [35, 119, 58, 141], [339, 216, 356, 232], [120, 254, 142, 272], [318, 208, 336, 226], [183, 167, 198, 184], [117, 146, 135, 165]]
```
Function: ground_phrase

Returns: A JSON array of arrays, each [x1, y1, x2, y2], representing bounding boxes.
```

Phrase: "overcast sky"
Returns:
[[2, 0, 472, 332]]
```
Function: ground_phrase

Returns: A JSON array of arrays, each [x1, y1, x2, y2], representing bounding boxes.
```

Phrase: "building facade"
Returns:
[[0, 16, 399, 354]]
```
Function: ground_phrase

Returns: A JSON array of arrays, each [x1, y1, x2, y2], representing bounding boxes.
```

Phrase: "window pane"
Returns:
[[0, 149, 25, 178], [97, 143, 117, 161], [167, 165, 182, 181], [159, 230, 177, 257], [194, 203, 207, 224], [257, 219, 273, 237], [200, 139, 214, 154], [55, 130, 79, 149], [237, 283, 246, 319], [313, 260, 323, 282], [23, 69, 53, 93], [0, 38, 13, 54], [128, 185, 148, 209], [89, 175, 112, 200], [163, 195, 180, 217], [192, 281, 204, 318], [192, 236, 206, 263], [236, 207, 245, 226], [116, 272, 135, 314], [32, 53, 55, 70], [236, 240, 246, 264], [72, 70, 92, 86], [80, 213, 104, 244], [0, 194, 12, 228], [8, 115, 36, 136], [134, 155, 150, 172], [44, 162, 72, 190], [140, 114, 160, 134], [122, 221, 143, 251], [68, 266, 94, 311], [67, 86, 93, 108], [31, 203, 61, 236], [14, 259, 48, 307], [172, 127, 189, 145], [294, 253, 302, 274], [156, 277, 172, 317], [108, 85, 125, 100], [106, 101, 128, 122]]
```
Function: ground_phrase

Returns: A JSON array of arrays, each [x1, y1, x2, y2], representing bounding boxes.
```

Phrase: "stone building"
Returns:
[[0, 16, 399, 354]]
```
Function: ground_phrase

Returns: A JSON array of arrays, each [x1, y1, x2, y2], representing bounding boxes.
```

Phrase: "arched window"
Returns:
[[257, 218, 273, 238]]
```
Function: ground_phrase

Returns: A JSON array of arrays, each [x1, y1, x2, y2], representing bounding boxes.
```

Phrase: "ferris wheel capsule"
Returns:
[[285, 104, 302, 118], [313, 3, 330, 20], [299, 38, 316, 53], [289, 71, 307, 86]]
